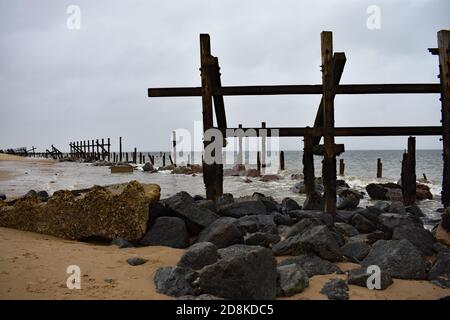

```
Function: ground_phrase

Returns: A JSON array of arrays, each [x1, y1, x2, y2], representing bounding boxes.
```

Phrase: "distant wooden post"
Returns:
[[91, 139, 94, 159], [96, 139, 99, 160], [133, 148, 137, 164], [107, 138, 111, 161], [257, 151, 261, 172], [321, 31, 337, 216], [163, 153, 166, 166], [377, 158, 383, 178], [339, 158, 345, 176], [303, 135, 316, 196], [169, 154, 174, 165], [237, 124, 243, 164], [140, 152, 143, 164], [261, 122, 267, 170], [118, 137, 122, 162], [172, 131, 177, 167], [125, 152, 129, 163], [101, 138, 105, 160], [402, 137, 416, 206], [279, 151, 285, 170], [438, 30, 450, 207]]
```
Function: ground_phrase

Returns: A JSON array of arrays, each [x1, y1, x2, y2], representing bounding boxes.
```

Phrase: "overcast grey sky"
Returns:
[[0, 0, 448, 152]]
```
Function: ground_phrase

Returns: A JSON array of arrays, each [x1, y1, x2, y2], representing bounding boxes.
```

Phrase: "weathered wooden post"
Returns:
[[303, 135, 316, 196], [237, 124, 243, 165], [163, 153, 166, 167], [402, 137, 416, 206], [321, 31, 337, 216], [119, 137, 123, 162], [133, 147, 137, 164], [101, 138, 105, 160], [280, 151, 285, 171], [200, 34, 223, 201], [438, 30, 450, 207], [257, 151, 261, 173], [172, 131, 177, 167], [377, 158, 383, 178], [261, 122, 267, 170], [339, 158, 345, 176], [140, 152, 143, 164]]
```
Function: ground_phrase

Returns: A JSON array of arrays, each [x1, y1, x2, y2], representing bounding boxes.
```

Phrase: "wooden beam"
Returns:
[[438, 30, 450, 207], [321, 31, 336, 216], [148, 83, 441, 97], [312, 52, 347, 145]]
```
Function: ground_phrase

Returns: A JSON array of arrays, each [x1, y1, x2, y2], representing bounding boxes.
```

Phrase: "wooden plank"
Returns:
[[222, 126, 441, 137], [312, 52, 347, 145], [148, 83, 441, 97], [321, 31, 336, 215], [438, 30, 450, 207]]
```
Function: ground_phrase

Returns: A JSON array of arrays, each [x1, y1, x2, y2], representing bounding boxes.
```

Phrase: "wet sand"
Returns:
[[0, 154, 55, 182], [0, 227, 449, 300]]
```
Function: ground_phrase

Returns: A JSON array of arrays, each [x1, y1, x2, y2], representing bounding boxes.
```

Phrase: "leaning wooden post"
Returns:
[[172, 131, 177, 167], [438, 30, 450, 207], [200, 34, 222, 201], [303, 135, 316, 196], [96, 139, 100, 160], [321, 31, 337, 216], [280, 150, 285, 171], [377, 158, 383, 178], [339, 159, 345, 176], [119, 137, 122, 162]]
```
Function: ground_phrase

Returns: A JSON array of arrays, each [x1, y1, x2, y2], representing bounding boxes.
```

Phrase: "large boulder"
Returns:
[[334, 222, 359, 238], [337, 189, 363, 210], [289, 210, 333, 226], [392, 224, 435, 256], [272, 225, 342, 262], [347, 267, 393, 290], [366, 183, 403, 201], [142, 162, 154, 172], [302, 193, 324, 210], [361, 239, 427, 280], [284, 218, 323, 238], [162, 192, 219, 234], [154, 266, 198, 297], [196, 217, 243, 248], [278, 254, 343, 277], [378, 213, 422, 232], [218, 200, 267, 218], [140, 216, 189, 248], [276, 264, 309, 297], [0, 181, 160, 241], [351, 213, 378, 233], [320, 278, 349, 300], [281, 197, 302, 214], [177, 242, 218, 270], [236, 215, 277, 234], [340, 241, 371, 262], [198, 245, 278, 299], [245, 232, 281, 247], [428, 252, 450, 288]]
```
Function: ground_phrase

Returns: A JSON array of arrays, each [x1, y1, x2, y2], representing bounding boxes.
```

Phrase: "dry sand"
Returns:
[[0, 227, 449, 300]]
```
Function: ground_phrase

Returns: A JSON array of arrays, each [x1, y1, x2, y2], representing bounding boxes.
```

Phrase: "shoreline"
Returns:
[[0, 227, 448, 300]]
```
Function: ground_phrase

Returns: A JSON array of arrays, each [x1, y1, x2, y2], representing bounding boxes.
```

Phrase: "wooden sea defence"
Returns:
[[147, 30, 450, 212]]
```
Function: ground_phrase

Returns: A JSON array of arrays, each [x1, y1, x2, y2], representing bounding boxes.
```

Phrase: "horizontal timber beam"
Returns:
[[148, 83, 441, 97], [222, 126, 442, 137]]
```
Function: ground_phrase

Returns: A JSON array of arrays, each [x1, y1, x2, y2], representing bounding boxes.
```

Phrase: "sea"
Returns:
[[0, 150, 444, 228]]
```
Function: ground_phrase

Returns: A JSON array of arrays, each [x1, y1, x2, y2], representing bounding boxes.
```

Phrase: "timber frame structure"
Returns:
[[148, 30, 450, 215]]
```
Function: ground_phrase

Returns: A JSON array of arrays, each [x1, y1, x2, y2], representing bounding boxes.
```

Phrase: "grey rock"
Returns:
[[142, 162, 154, 172], [198, 245, 277, 300], [252, 193, 281, 213], [25, 190, 37, 198], [337, 189, 363, 210], [405, 205, 424, 218], [126, 257, 148, 266], [37, 190, 49, 201], [348, 231, 389, 245], [140, 216, 190, 249], [334, 222, 359, 238], [196, 200, 216, 213], [433, 242, 450, 254], [278, 254, 343, 277], [217, 193, 234, 207], [245, 232, 281, 247], [373, 201, 390, 212], [302, 193, 324, 210], [389, 201, 406, 214], [0, 193, 6, 200], [340, 241, 371, 261], [351, 213, 377, 233], [217, 244, 263, 260], [361, 239, 427, 280], [272, 225, 342, 262], [392, 224, 435, 256], [111, 237, 134, 248], [177, 242, 218, 270], [197, 217, 243, 248], [379, 213, 422, 232], [428, 252, 450, 288], [277, 264, 309, 297], [347, 267, 393, 290], [236, 214, 277, 234], [281, 198, 301, 214], [163, 191, 219, 234], [285, 218, 323, 238], [320, 278, 349, 300], [218, 200, 267, 218], [154, 266, 198, 297], [289, 210, 333, 226], [271, 212, 293, 226]]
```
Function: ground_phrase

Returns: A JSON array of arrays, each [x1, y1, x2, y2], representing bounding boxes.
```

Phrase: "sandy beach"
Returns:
[[0, 226, 448, 300]]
